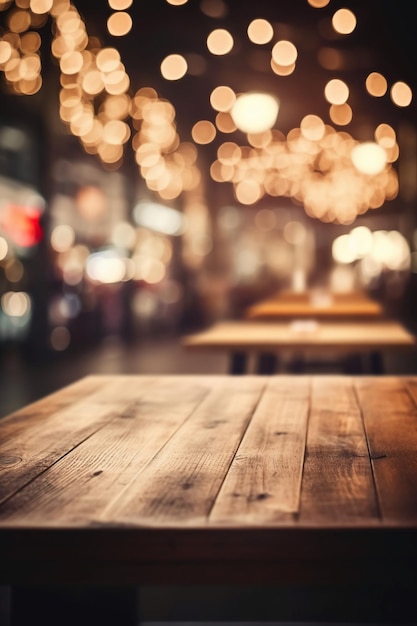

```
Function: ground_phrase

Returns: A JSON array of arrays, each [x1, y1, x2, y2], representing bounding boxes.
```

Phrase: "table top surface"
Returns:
[[1, 374, 417, 584], [183, 319, 417, 351], [245, 290, 384, 320]]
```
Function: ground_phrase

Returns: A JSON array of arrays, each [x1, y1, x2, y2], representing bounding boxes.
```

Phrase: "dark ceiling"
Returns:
[[76, 0, 417, 136]]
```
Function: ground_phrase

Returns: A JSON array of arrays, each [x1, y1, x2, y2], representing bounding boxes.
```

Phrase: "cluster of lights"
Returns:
[[0, 174, 45, 339], [107, 0, 133, 37], [210, 117, 398, 224], [46, 196, 198, 350], [0, 0, 47, 95], [332, 226, 410, 286], [131, 88, 201, 200], [0, 234, 32, 339], [0, 0, 414, 224]]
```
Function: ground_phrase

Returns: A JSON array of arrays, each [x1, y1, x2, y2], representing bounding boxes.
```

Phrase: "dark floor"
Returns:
[[0, 332, 229, 419]]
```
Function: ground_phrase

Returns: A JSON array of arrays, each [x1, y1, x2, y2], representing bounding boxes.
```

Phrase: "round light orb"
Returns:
[[351, 141, 387, 175], [230, 92, 279, 134]]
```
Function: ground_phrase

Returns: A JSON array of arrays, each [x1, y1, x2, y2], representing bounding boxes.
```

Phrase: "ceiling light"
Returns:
[[351, 141, 387, 175], [230, 92, 279, 134]]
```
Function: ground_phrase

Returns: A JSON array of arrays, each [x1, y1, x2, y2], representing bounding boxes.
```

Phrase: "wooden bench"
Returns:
[[183, 319, 417, 374], [1, 374, 417, 624]]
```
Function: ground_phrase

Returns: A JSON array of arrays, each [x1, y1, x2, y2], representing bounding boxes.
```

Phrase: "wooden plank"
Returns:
[[300, 376, 379, 525], [210, 376, 310, 524], [0, 376, 166, 504], [355, 376, 417, 524], [0, 376, 213, 525], [100, 377, 266, 526]]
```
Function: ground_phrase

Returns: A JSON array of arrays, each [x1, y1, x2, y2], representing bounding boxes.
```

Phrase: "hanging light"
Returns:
[[230, 92, 279, 134], [351, 141, 387, 175]]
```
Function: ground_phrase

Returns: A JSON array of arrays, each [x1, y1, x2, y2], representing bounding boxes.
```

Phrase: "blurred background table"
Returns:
[[183, 319, 417, 374], [245, 289, 384, 320]]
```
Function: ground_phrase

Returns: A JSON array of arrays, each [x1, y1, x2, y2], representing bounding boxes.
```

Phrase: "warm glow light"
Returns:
[[247, 19, 273, 45], [111, 221, 136, 248], [96, 48, 121, 72], [390, 81, 412, 107], [1, 291, 31, 317], [333, 228, 410, 274], [8, 10, 31, 33], [366, 72, 388, 97], [271, 60, 295, 76], [160, 54, 187, 80], [329, 103, 352, 126], [86, 250, 127, 283], [102, 119, 130, 144], [50, 224, 75, 252], [108, 0, 133, 8], [332, 8, 356, 35], [133, 201, 185, 236], [107, 11, 132, 36], [191, 120, 216, 144], [375, 123, 396, 149], [324, 78, 349, 104], [0, 41, 13, 64], [234, 179, 263, 204], [206, 28, 234, 55], [332, 234, 358, 264], [272, 40, 297, 66], [307, 0, 330, 6], [0, 0, 408, 219], [60, 50, 83, 74], [351, 141, 387, 175], [215, 111, 236, 133], [231, 92, 279, 133], [30, 0, 53, 14], [300, 114, 325, 141], [0, 236, 9, 260], [210, 85, 235, 111]]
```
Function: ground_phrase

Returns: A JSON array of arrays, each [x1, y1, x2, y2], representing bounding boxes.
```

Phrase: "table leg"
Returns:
[[343, 353, 364, 374], [257, 352, 279, 374], [369, 350, 384, 374], [229, 352, 248, 374], [10, 585, 139, 626]]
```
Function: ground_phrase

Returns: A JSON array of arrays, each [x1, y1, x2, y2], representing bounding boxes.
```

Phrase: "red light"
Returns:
[[1, 203, 43, 248]]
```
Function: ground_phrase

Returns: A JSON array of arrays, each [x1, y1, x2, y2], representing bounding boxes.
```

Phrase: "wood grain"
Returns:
[[355, 377, 417, 523], [210, 376, 310, 524], [300, 376, 378, 524], [0, 374, 416, 589], [100, 377, 266, 525]]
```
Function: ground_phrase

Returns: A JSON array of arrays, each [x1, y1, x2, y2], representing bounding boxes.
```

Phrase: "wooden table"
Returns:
[[245, 290, 384, 320], [0, 374, 417, 624], [183, 319, 417, 374]]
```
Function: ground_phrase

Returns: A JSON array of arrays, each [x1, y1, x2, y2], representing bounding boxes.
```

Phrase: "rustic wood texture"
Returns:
[[0, 374, 417, 586]]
